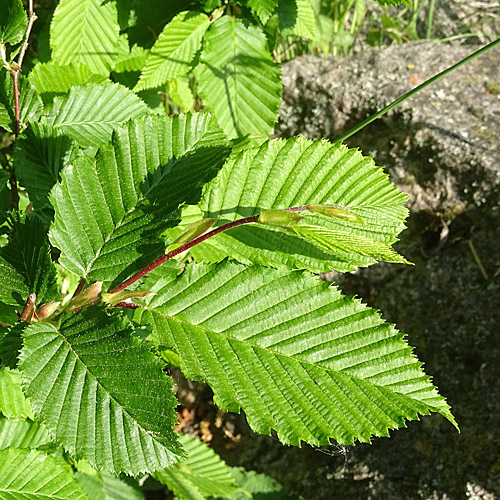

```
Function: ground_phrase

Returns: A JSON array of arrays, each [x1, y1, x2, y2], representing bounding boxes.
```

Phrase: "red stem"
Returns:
[[110, 215, 260, 294]]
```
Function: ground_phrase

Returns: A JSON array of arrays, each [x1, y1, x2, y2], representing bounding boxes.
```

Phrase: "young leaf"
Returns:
[[0, 0, 28, 45], [134, 11, 210, 92], [0, 215, 59, 306], [155, 433, 239, 500], [50, 0, 121, 75], [14, 122, 78, 209], [0, 448, 88, 500], [278, 0, 316, 39], [49, 113, 229, 286], [29, 62, 108, 95], [196, 16, 282, 139], [41, 83, 149, 148], [0, 367, 33, 419], [167, 77, 195, 112], [113, 44, 149, 73], [75, 470, 145, 500], [196, 137, 408, 272], [244, 0, 279, 24], [0, 418, 52, 450], [19, 307, 183, 475], [136, 261, 456, 448]]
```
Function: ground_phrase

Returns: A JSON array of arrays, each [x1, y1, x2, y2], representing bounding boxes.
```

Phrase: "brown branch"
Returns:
[[8, 1, 37, 209], [109, 205, 310, 295], [19, 293, 36, 322], [114, 301, 141, 310], [110, 214, 261, 294]]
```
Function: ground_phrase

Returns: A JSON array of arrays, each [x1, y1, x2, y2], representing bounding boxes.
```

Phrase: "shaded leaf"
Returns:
[[14, 122, 78, 208], [75, 470, 145, 500], [0, 0, 27, 45], [155, 433, 239, 499], [244, 0, 279, 24], [135, 11, 210, 92], [113, 44, 148, 73], [0, 323, 24, 368], [278, 0, 316, 39], [0, 215, 59, 306], [19, 307, 182, 475], [136, 261, 456, 448], [0, 448, 88, 499], [196, 16, 281, 139]]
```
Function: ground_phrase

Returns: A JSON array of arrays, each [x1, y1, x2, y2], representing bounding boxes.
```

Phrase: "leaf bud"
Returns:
[[36, 302, 60, 321], [307, 204, 364, 223], [258, 209, 303, 227]]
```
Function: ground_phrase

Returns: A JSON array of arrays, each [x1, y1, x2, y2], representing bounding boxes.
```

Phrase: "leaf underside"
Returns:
[[19, 307, 182, 475], [136, 261, 456, 447]]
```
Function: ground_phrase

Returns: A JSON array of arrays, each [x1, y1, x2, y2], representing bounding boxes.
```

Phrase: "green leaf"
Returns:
[[29, 62, 108, 95], [0, 170, 10, 225], [0, 418, 52, 450], [75, 471, 145, 500], [225, 468, 294, 499], [196, 16, 282, 139], [135, 11, 210, 92], [0, 102, 10, 131], [244, 0, 279, 24], [0, 367, 32, 419], [50, 0, 121, 75], [278, 0, 316, 39], [0, 323, 24, 368], [0, 71, 43, 133], [136, 261, 456, 447], [196, 137, 409, 272], [0, 0, 28, 45], [49, 113, 229, 286], [167, 77, 195, 112], [0, 448, 88, 499], [0, 215, 59, 306], [155, 433, 239, 499], [41, 83, 149, 148], [113, 45, 148, 73], [19, 307, 182, 475], [14, 122, 78, 209]]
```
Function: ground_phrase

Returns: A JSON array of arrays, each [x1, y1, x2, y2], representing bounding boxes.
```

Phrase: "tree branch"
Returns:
[[19, 293, 36, 322]]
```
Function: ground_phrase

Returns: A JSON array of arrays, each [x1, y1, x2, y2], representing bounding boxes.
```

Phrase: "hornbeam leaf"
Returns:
[[196, 137, 409, 272], [0, 448, 88, 499], [0, 367, 33, 419], [42, 83, 149, 148], [134, 11, 210, 92], [0, 0, 27, 45], [155, 433, 239, 500], [29, 62, 108, 95], [196, 16, 282, 139], [244, 0, 279, 24], [136, 261, 456, 447], [14, 122, 78, 209], [50, 0, 121, 75], [278, 0, 316, 39], [49, 113, 229, 286], [19, 307, 182, 475], [0, 215, 59, 306], [75, 470, 145, 500], [0, 418, 52, 450]]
